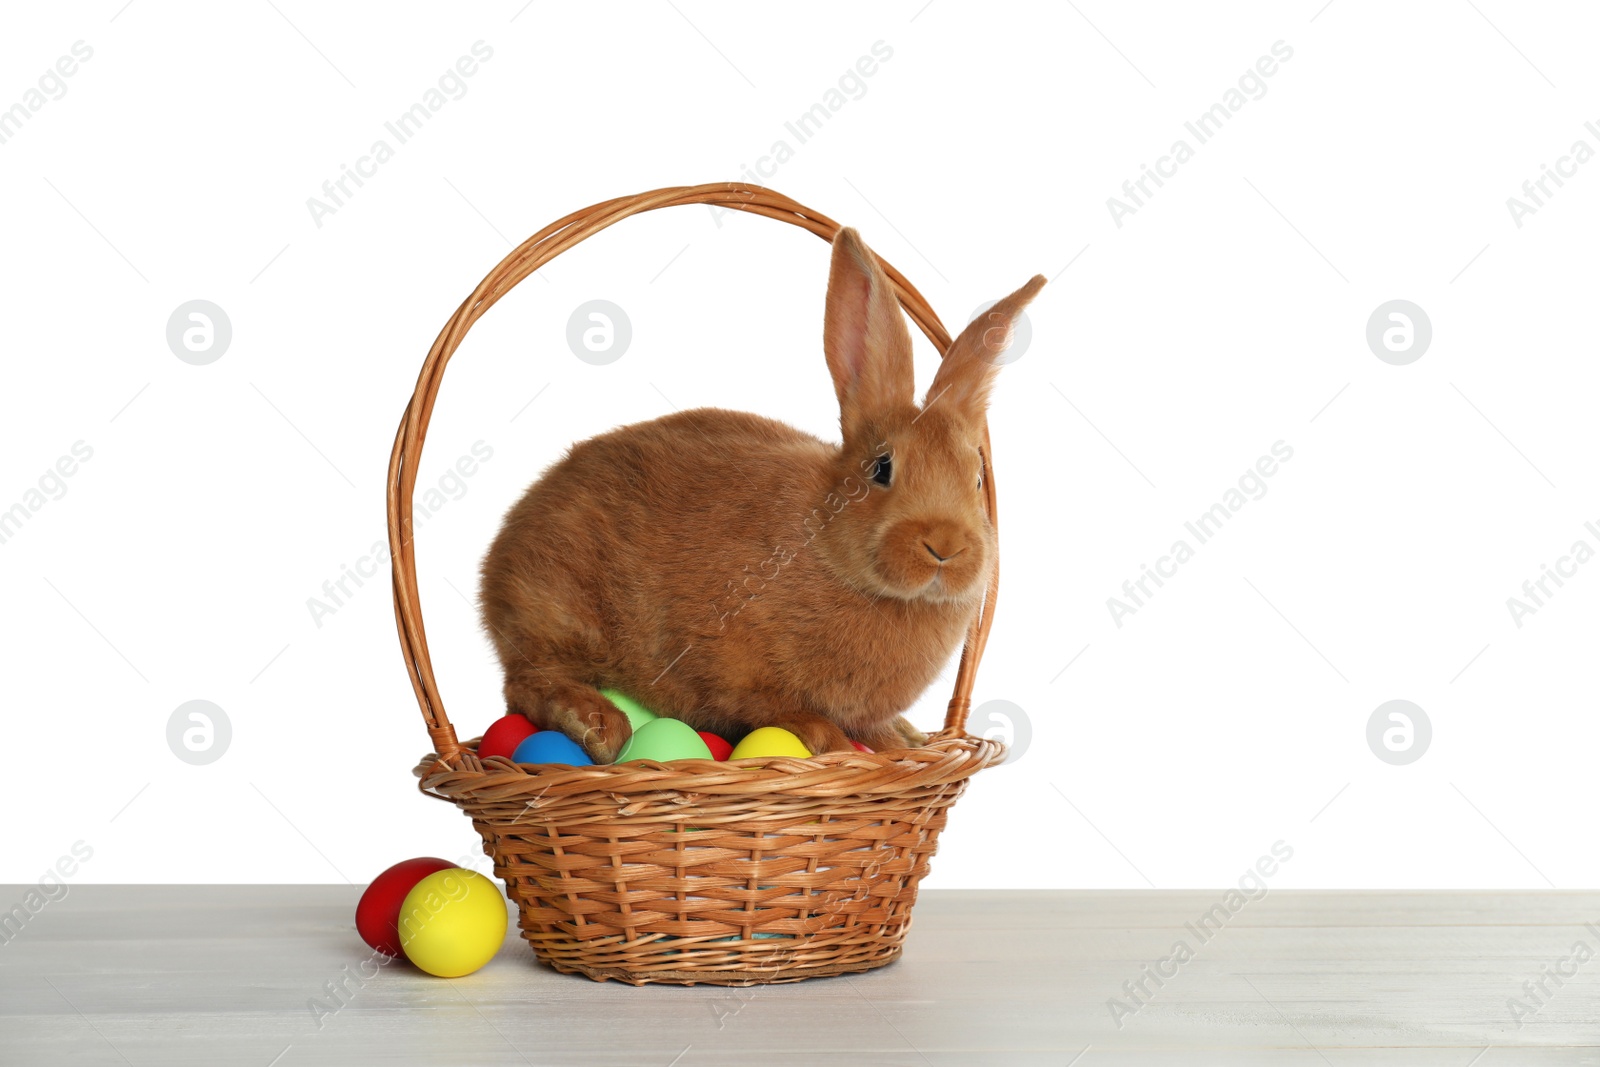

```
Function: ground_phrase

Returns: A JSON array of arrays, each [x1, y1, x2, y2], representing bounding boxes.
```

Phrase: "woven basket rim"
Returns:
[[415, 731, 1007, 804]]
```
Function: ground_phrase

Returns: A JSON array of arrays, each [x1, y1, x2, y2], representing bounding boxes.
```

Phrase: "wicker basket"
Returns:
[[393, 183, 1008, 985]]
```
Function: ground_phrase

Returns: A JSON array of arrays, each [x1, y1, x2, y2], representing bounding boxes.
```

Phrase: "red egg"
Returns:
[[697, 731, 734, 761], [850, 740, 874, 753], [356, 857, 456, 957], [478, 714, 538, 761]]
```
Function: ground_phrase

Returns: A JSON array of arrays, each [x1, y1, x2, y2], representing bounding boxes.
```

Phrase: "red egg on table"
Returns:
[[356, 856, 457, 958], [478, 714, 538, 761], [697, 731, 734, 761]]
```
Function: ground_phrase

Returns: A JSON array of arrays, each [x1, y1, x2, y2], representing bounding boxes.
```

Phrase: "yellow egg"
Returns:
[[397, 869, 508, 978], [729, 727, 812, 759]]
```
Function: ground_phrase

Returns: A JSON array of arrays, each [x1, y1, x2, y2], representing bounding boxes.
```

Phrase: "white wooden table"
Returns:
[[2, 887, 1596, 1065]]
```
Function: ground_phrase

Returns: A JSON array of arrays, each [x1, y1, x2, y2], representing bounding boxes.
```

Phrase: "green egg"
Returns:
[[615, 716, 714, 763], [600, 688, 658, 730]]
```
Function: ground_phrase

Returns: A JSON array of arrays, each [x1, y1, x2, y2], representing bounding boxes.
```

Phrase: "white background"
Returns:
[[2, 1, 1595, 890]]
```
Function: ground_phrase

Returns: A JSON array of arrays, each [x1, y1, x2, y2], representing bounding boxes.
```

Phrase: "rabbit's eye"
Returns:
[[872, 454, 893, 487]]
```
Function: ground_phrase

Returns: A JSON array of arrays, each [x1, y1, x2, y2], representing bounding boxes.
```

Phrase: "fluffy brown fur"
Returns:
[[479, 227, 1045, 761]]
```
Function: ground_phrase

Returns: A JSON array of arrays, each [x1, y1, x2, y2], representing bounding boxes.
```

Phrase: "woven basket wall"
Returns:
[[393, 183, 1007, 985]]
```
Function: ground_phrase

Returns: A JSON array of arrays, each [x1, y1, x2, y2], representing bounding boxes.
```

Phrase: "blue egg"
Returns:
[[511, 731, 593, 766]]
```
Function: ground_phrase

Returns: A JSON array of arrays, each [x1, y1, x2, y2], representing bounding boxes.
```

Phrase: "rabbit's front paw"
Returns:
[[507, 677, 633, 763], [855, 714, 928, 753], [891, 715, 928, 748], [766, 712, 853, 756]]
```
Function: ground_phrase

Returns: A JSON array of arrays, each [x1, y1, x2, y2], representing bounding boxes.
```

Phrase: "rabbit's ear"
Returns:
[[823, 228, 915, 437], [925, 274, 1047, 418]]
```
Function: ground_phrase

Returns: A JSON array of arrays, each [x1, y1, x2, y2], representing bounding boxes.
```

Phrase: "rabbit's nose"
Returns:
[[924, 542, 964, 563]]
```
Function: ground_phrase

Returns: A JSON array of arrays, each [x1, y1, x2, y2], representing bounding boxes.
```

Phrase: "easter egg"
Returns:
[[850, 740, 874, 753], [512, 730, 593, 766], [397, 868, 508, 978], [698, 731, 734, 761], [617, 717, 715, 763], [355, 856, 456, 958], [599, 688, 658, 730], [729, 727, 812, 760], [477, 714, 537, 761]]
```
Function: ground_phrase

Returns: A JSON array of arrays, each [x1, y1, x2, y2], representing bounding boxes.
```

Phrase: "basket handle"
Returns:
[[388, 183, 1001, 763]]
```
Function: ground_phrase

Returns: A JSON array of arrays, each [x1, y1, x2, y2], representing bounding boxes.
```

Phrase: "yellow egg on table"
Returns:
[[397, 868, 508, 978], [729, 727, 812, 759]]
